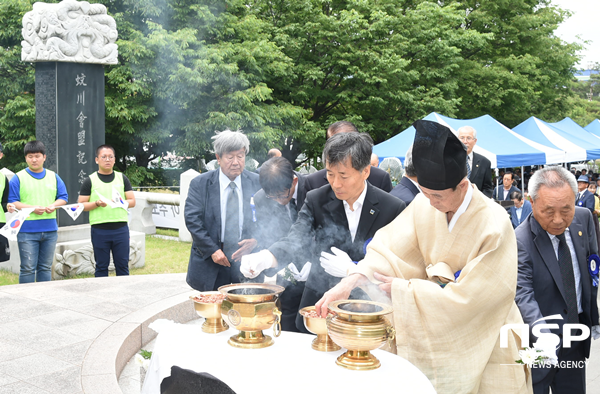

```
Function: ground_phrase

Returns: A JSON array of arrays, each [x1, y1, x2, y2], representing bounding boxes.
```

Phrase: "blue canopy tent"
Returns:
[[373, 113, 563, 168], [585, 119, 600, 139], [551, 117, 600, 147], [513, 117, 600, 161]]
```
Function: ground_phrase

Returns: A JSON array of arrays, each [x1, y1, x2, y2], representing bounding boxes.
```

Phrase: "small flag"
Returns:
[[96, 192, 118, 208], [0, 208, 35, 241], [60, 203, 84, 220], [112, 187, 129, 210]]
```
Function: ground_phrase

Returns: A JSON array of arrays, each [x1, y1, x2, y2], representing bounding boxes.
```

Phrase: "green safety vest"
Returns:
[[16, 169, 58, 221], [89, 171, 128, 225], [0, 172, 5, 223]]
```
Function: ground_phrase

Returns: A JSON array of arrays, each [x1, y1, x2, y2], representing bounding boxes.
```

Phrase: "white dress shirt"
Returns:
[[219, 169, 244, 240], [342, 181, 368, 242], [448, 181, 473, 232], [547, 229, 583, 314]]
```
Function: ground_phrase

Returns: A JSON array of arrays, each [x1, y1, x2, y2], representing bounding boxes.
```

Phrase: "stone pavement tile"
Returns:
[[82, 373, 122, 394], [0, 297, 64, 324], [42, 294, 107, 309], [67, 301, 135, 322], [0, 341, 37, 363], [28, 365, 82, 394], [0, 381, 51, 394], [119, 375, 141, 394], [0, 373, 17, 386], [28, 309, 99, 328], [58, 319, 113, 341], [0, 353, 74, 380], [48, 339, 93, 366]]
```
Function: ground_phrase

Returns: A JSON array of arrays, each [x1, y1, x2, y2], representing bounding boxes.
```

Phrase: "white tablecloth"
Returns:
[[141, 320, 436, 394]]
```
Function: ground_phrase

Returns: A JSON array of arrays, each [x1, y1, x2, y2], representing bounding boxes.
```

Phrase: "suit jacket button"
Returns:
[[564, 309, 568, 314]]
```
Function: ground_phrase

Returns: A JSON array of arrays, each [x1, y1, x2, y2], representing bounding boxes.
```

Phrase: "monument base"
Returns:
[[0, 223, 145, 279]]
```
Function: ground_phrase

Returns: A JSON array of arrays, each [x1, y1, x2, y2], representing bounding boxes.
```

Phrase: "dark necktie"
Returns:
[[556, 233, 579, 324], [223, 182, 239, 260], [288, 198, 298, 222], [466, 157, 471, 179]]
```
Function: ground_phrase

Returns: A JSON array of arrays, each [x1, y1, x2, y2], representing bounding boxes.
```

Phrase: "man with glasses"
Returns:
[[252, 157, 309, 331], [458, 126, 493, 198], [185, 130, 261, 291], [78, 145, 136, 277]]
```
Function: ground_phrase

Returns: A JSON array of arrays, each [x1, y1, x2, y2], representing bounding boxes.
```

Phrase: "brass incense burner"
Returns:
[[326, 300, 395, 370], [190, 292, 229, 334], [300, 306, 341, 352], [219, 283, 284, 349]]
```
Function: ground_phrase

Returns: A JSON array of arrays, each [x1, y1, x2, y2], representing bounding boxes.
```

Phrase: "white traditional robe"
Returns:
[[351, 186, 531, 393]]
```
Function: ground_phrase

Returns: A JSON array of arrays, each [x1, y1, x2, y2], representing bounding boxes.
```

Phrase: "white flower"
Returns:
[[533, 338, 558, 365], [518, 348, 539, 367], [143, 358, 151, 370], [135, 354, 146, 367]]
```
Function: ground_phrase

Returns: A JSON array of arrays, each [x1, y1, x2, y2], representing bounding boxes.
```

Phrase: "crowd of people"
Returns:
[[0, 141, 135, 283], [184, 120, 599, 394]]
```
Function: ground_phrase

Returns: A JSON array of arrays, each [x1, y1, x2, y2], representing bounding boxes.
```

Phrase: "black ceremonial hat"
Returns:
[[412, 120, 467, 190]]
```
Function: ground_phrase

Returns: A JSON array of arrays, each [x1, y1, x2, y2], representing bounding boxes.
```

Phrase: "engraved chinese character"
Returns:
[[78, 130, 85, 146], [77, 92, 85, 106], [76, 112, 87, 128], [77, 151, 87, 165], [78, 170, 87, 184], [75, 73, 87, 86]]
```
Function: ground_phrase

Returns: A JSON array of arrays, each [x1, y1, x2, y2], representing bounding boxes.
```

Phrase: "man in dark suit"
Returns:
[[515, 166, 599, 394], [390, 145, 420, 206], [253, 157, 309, 332], [458, 126, 493, 198], [493, 171, 520, 201], [576, 175, 596, 214], [304, 121, 393, 192], [184, 130, 261, 291], [509, 191, 532, 229], [241, 132, 405, 332]]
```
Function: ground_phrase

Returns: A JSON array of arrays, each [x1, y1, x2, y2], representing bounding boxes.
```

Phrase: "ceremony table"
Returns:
[[141, 320, 436, 394]]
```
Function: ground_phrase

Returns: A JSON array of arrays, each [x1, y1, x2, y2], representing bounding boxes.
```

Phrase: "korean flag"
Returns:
[[60, 203, 85, 221], [0, 208, 36, 241]]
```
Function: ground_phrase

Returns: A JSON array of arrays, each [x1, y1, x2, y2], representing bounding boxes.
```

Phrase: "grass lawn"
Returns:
[[0, 232, 191, 286]]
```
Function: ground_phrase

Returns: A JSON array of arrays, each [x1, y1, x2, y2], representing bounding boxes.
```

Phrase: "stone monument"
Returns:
[[17, 0, 145, 278]]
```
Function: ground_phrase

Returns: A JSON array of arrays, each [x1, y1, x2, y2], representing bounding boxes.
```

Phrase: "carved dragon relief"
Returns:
[[22, 0, 118, 64]]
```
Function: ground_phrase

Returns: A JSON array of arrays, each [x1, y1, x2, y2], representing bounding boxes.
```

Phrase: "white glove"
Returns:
[[320, 247, 355, 278], [288, 262, 312, 282], [240, 250, 276, 279]]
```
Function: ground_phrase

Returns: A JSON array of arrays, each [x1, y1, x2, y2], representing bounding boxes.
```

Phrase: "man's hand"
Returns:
[[374, 272, 394, 296], [240, 250, 277, 278], [232, 238, 257, 262], [211, 249, 230, 267], [32, 206, 45, 215], [44, 205, 56, 214], [315, 274, 367, 317], [320, 247, 355, 278], [96, 200, 108, 208], [6, 203, 15, 213]]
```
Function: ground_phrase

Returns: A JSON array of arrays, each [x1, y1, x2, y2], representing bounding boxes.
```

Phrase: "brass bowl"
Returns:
[[300, 306, 341, 352], [326, 300, 395, 370], [190, 292, 229, 334], [219, 283, 285, 349]]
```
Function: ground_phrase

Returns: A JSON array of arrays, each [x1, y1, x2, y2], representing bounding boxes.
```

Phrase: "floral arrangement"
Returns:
[[135, 349, 152, 371], [515, 339, 558, 368]]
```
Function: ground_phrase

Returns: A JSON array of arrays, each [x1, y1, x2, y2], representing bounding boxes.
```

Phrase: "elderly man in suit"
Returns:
[[515, 166, 599, 394], [241, 132, 405, 333], [390, 145, 420, 206], [304, 121, 393, 192], [184, 130, 261, 291], [509, 191, 532, 229], [576, 175, 596, 214], [458, 126, 493, 198], [493, 171, 520, 201], [253, 156, 309, 332]]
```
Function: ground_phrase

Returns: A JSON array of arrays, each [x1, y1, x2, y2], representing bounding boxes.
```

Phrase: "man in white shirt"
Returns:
[[241, 132, 405, 332]]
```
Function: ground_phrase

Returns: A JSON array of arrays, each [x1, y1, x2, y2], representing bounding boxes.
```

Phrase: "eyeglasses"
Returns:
[[459, 136, 474, 142], [266, 189, 291, 200], [99, 155, 115, 161]]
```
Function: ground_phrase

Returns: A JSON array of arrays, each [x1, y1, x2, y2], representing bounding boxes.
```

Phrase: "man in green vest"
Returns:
[[0, 142, 16, 262], [78, 145, 136, 277], [8, 141, 68, 283]]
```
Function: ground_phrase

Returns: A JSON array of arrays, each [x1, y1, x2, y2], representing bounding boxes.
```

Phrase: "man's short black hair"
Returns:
[[322, 132, 372, 172], [510, 191, 523, 201], [326, 121, 358, 139], [95, 144, 116, 157], [24, 140, 45, 156], [504, 171, 514, 180], [259, 157, 294, 196]]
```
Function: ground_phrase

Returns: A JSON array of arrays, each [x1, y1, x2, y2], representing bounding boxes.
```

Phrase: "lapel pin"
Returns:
[[370, 209, 375, 215], [579, 231, 583, 236], [476, 164, 479, 167]]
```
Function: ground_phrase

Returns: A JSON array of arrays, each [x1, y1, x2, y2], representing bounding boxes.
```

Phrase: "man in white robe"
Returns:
[[316, 120, 531, 393]]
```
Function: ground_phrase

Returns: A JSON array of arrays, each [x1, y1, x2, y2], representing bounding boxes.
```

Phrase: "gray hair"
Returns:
[[322, 132, 372, 171], [458, 125, 477, 139], [404, 145, 416, 177], [212, 129, 250, 157], [529, 166, 577, 201]]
